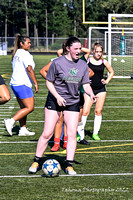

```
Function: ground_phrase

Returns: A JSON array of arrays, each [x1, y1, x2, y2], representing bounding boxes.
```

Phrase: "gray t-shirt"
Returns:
[[46, 55, 90, 105]]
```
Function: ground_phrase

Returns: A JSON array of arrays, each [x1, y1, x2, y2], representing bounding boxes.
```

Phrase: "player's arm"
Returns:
[[89, 68, 94, 78], [83, 83, 96, 103], [101, 60, 114, 84], [81, 47, 91, 60], [57, 49, 63, 57], [81, 47, 94, 78], [27, 65, 38, 93], [0, 84, 10, 105], [40, 61, 52, 79]]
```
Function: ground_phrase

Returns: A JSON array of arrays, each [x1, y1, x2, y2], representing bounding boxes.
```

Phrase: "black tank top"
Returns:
[[88, 59, 105, 90]]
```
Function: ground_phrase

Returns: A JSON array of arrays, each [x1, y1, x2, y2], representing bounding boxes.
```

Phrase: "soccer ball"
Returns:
[[42, 159, 61, 177]]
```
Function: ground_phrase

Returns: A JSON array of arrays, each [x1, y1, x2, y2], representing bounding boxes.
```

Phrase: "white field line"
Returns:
[[108, 90, 133, 91], [32, 96, 133, 99], [106, 97, 133, 98], [0, 119, 132, 125], [109, 84, 133, 86], [0, 114, 10, 116], [0, 112, 12, 113], [0, 140, 133, 144], [1, 106, 133, 109], [20, 120, 133, 123], [0, 173, 133, 178]]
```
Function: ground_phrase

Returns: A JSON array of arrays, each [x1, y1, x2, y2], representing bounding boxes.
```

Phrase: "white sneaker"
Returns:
[[29, 162, 39, 174], [18, 127, 35, 136], [65, 166, 77, 175], [4, 119, 13, 136]]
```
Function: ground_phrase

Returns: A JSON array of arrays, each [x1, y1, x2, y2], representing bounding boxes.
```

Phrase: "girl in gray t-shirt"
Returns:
[[29, 37, 96, 175]]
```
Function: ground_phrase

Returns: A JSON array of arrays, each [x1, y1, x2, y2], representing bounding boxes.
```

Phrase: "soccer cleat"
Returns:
[[77, 133, 80, 142], [29, 162, 39, 174], [65, 166, 77, 175], [78, 139, 90, 145], [63, 142, 67, 149], [18, 127, 35, 136], [4, 119, 13, 136], [92, 134, 101, 140], [51, 144, 60, 152]]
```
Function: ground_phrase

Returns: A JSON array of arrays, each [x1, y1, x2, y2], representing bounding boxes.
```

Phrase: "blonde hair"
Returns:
[[92, 41, 103, 59], [92, 41, 103, 52]]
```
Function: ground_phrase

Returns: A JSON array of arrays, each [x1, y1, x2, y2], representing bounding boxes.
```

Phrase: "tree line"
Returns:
[[0, 0, 133, 38]]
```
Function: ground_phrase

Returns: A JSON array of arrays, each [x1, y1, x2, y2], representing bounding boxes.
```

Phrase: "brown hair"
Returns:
[[12, 34, 30, 60], [62, 39, 68, 55], [65, 36, 81, 48]]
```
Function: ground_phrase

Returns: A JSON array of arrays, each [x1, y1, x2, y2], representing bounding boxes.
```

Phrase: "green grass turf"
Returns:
[[0, 55, 133, 200]]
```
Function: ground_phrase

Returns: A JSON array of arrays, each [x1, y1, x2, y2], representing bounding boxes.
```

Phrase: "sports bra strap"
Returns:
[[87, 57, 90, 64]]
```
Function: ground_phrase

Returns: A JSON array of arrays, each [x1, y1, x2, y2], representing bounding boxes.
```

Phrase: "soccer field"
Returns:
[[0, 55, 133, 200]]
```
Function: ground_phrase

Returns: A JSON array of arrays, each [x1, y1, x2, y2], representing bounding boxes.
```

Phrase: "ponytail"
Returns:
[[12, 34, 30, 61]]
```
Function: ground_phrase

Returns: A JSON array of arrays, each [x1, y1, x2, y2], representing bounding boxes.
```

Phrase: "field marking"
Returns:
[[1, 106, 133, 109], [0, 140, 133, 144], [0, 151, 133, 156], [76, 143, 133, 151], [77, 151, 133, 154], [103, 106, 133, 108], [106, 97, 133, 98], [0, 143, 133, 156], [109, 84, 133, 86], [33, 96, 133, 99], [0, 173, 133, 178], [108, 90, 133, 91], [0, 115, 10, 116], [21, 120, 133, 122]]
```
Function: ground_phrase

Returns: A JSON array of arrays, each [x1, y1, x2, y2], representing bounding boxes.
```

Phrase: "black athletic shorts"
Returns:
[[45, 94, 80, 112], [79, 91, 84, 108], [93, 85, 106, 95], [0, 75, 5, 85]]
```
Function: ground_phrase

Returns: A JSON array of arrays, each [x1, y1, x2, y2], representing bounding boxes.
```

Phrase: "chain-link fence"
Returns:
[[0, 37, 87, 53]]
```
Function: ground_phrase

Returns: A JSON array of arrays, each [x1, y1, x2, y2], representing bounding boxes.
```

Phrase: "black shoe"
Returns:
[[78, 139, 90, 145]]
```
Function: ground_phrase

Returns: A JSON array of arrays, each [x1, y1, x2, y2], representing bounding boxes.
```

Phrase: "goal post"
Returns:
[[83, 0, 133, 25], [108, 14, 133, 78]]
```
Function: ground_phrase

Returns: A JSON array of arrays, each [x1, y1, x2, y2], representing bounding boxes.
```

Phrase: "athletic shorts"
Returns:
[[45, 94, 80, 112], [0, 75, 5, 85], [79, 91, 84, 108], [11, 85, 34, 99], [93, 85, 106, 95]]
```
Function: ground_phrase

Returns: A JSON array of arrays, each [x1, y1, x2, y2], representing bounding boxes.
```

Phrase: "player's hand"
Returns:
[[34, 83, 39, 93], [101, 79, 108, 85], [57, 95, 66, 107], [90, 94, 97, 103]]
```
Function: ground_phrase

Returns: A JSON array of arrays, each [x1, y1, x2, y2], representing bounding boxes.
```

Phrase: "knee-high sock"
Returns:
[[77, 115, 87, 140], [93, 115, 102, 135], [81, 115, 88, 127]]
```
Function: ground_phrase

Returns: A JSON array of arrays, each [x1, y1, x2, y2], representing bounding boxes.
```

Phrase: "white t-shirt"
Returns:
[[10, 49, 35, 88]]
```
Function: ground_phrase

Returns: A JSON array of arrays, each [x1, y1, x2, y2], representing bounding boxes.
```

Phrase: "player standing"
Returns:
[[78, 41, 114, 141], [29, 36, 96, 175]]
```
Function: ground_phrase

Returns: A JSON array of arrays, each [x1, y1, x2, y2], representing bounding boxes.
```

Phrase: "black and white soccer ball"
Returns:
[[42, 159, 61, 177]]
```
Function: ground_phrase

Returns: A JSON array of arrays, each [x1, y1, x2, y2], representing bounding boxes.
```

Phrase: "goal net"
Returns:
[[88, 14, 133, 78]]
